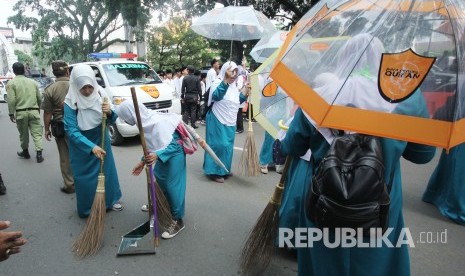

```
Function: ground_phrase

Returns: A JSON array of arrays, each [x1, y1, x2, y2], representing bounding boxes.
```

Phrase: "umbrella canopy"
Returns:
[[250, 36, 349, 138], [250, 31, 288, 63], [191, 6, 277, 41], [270, 0, 465, 150], [250, 50, 295, 138]]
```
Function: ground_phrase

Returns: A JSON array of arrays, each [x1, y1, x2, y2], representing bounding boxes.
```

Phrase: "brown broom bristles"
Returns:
[[154, 183, 173, 228], [240, 157, 291, 273], [239, 120, 261, 177], [72, 174, 106, 258]]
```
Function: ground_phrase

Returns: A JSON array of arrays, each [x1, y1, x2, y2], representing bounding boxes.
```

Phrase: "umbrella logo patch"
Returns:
[[378, 49, 435, 103], [262, 80, 278, 97], [140, 85, 160, 99]]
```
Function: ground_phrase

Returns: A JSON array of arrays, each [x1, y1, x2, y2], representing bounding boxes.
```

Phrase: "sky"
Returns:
[[0, 0, 32, 38]]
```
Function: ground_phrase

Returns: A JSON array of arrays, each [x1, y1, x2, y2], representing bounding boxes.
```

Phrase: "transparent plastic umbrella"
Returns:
[[250, 50, 295, 139], [191, 6, 276, 41], [270, 0, 465, 150], [191, 6, 277, 59], [250, 31, 288, 63]]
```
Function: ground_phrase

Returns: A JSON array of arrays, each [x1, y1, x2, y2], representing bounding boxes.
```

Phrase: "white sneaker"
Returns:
[[275, 165, 284, 174], [260, 166, 268, 174], [112, 203, 124, 211], [141, 204, 149, 212], [161, 219, 185, 239]]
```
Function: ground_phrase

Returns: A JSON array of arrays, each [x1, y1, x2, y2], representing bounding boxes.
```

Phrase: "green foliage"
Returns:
[[14, 50, 33, 64], [147, 16, 220, 70], [7, 0, 125, 63]]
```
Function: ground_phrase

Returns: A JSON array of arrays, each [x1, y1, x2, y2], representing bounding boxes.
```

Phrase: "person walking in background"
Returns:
[[7, 62, 44, 163], [64, 64, 122, 218], [194, 70, 206, 125], [173, 67, 183, 99], [117, 101, 192, 239], [181, 65, 202, 129], [204, 62, 249, 183], [164, 69, 175, 88], [41, 60, 75, 194], [206, 59, 220, 93], [202, 59, 220, 125], [235, 64, 249, 134]]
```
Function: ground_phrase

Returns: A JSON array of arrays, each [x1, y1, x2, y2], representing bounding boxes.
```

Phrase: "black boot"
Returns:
[[0, 174, 6, 195], [36, 151, 44, 163], [17, 149, 31, 159]]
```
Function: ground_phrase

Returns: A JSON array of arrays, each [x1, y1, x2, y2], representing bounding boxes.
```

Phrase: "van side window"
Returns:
[[91, 66, 106, 88]]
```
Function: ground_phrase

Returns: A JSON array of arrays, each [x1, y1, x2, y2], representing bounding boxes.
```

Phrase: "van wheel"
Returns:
[[108, 123, 124, 146], [3, 94, 7, 103]]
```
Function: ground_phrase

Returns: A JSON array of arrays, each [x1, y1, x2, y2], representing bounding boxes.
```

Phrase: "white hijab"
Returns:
[[64, 64, 110, 131], [208, 61, 241, 126], [116, 100, 182, 152], [304, 34, 397, 144]]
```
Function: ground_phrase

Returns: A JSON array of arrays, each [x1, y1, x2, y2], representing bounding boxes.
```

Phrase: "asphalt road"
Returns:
[[0, 103, 464, 276]]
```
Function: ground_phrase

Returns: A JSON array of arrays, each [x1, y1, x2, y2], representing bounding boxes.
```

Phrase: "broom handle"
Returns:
[[247, 90, 253, 132], [130, 87, 151, 203], [270, 156, 292, 205], [99, 97, 108, 174], [130, 88, 160, 243]]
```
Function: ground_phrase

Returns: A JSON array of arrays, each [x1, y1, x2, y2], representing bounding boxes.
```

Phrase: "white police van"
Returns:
[[70, 55, 181, 145]]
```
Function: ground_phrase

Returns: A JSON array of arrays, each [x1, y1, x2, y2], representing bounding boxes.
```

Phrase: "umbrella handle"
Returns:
[[278, 119, 289, 130]]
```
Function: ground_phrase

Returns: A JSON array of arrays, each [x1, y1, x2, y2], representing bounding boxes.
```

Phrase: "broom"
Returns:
[[240, 156, 292, 273], [72, 97, 109, 258], [131, 87, 173, 229], [238, 89, 261, 177]]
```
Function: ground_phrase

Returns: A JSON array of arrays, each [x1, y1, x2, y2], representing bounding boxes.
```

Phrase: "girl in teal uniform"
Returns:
[[258, 132, 274, 174], [423, 145, 465, 225], [117, 100, 190, 239], [204, 62, 248, 183], [281, 34, 435, 275], [64, 64, 122, 218]]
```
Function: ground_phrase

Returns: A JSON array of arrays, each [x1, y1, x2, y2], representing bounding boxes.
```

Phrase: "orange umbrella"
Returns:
[[270, 0, 465, 150]]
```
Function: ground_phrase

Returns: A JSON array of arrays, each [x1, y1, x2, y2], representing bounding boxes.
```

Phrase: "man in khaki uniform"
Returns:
[[41, 61, 75, 194], [7, 62, 44, 163]]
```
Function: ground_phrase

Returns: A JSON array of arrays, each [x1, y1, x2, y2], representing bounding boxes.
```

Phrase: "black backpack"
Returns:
[[306, 133, 391, 235]]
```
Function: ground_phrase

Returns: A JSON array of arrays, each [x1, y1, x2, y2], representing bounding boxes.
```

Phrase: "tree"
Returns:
[[8, 0, 126, 63], [14, 50, 33, 65], [147, 16, 220, 71]]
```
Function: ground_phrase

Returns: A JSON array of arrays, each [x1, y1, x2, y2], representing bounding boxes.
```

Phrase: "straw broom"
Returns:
[[72, 98, 109, 258], [239, 89, 261, 177], [130, 87, 173, 229], [240, 156, 292, 273]]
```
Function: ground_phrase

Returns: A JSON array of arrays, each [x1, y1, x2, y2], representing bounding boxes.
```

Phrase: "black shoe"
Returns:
[[60, 186, 75, 194], [17, 149, 31, 159], [0, 176, 6, 195], [36, 151, 44, 163], [235, 129, 244, 134], [192, 125, 199, 129]]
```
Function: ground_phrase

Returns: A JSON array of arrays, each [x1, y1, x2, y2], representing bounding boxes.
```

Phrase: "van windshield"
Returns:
[[102, 63, 163, 87]]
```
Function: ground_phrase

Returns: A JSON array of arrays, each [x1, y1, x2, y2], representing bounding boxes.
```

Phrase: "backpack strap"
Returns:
[[387, 166, 396, 193]]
